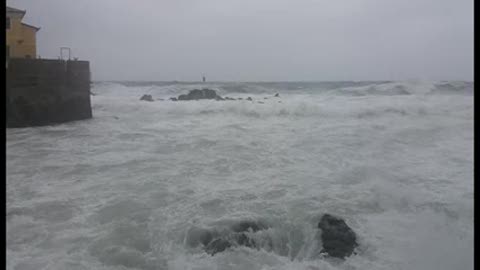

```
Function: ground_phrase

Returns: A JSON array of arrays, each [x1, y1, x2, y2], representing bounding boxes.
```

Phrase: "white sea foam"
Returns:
[[7, 81, 473, 270]]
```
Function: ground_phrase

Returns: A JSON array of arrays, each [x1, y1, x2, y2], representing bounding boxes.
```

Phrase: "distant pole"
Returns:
[[202, 75, 206, 83]]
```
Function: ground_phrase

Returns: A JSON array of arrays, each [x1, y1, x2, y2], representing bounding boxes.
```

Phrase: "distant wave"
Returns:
[[92, 80, 473, 98]]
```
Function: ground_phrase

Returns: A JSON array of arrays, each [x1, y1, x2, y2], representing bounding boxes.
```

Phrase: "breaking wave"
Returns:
[[93, 80, 473, 98]]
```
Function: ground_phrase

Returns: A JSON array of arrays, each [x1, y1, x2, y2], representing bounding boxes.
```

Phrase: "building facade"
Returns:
[[6, 6, 40, 59]]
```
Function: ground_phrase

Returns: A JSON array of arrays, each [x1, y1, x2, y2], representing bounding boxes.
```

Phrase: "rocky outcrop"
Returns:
[[318, 214, 358, 259], [140, 94, 154, 102], [274, 93, 280, 97], [178, 88, 221, 101]]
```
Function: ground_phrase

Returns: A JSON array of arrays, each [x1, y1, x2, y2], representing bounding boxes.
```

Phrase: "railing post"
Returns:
[[60, 47, 71, 60]]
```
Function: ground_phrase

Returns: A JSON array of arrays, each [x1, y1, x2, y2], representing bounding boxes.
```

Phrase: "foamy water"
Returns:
[[6, 81, 473, 270]]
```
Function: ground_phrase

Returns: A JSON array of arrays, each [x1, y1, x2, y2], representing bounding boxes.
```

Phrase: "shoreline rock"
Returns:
[[140, 94, 154, 102], [318, 214, 358, 259]]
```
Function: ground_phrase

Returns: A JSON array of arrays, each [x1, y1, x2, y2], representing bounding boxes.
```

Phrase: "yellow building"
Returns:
[[6, 6, 40, 59]]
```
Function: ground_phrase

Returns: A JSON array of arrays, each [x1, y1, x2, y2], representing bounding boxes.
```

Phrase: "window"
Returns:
[[6, 17, 10, 29]]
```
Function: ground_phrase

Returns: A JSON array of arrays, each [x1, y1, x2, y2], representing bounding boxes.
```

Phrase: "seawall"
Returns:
[[6, 58, 93, 128]]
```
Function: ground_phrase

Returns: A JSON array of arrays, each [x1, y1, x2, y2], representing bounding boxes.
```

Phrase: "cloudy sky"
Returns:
[[7, 0, 473, 81]]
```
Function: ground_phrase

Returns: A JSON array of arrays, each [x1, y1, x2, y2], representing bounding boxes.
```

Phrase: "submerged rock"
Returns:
[[274, 93, 280, 97], [140, 94, 154, 102], [246, 97, 253, 101], [186, 227, 214, 248], [190, 220, 269, 256], [205, 238, 232, 255], [233, 233, 258, 249], [318, 214, 358, 259]]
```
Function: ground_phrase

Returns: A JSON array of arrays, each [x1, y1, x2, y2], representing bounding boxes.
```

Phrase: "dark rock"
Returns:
[[238, 98, 243, 100], [199, 88, 218, 99], [205, 238, 232, 255], [274, 93, 280, 97], [264, 97, 268, 99], [140, 94, 154, 102], [318, 214, 358, 259], [233, 233, 257, 249], [215, 96, 225, 101], [178, 94, 189, 101], [169, 97, 178, 101], [178, 88, 221, 101], [225, 97, 236, 100], [257, 101, 264, 104], [246, 97, 253, 101], [157, 98, 164, 101]]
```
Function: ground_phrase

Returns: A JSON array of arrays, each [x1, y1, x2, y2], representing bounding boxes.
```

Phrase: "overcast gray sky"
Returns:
[[7, 0, 473, 81]]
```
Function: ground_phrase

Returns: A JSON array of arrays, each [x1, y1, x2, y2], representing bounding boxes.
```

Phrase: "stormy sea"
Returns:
[[6, 80, 473, 270]]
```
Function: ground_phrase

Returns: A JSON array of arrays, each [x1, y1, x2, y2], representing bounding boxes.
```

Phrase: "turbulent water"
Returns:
[[6, 80, 473, 270]]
